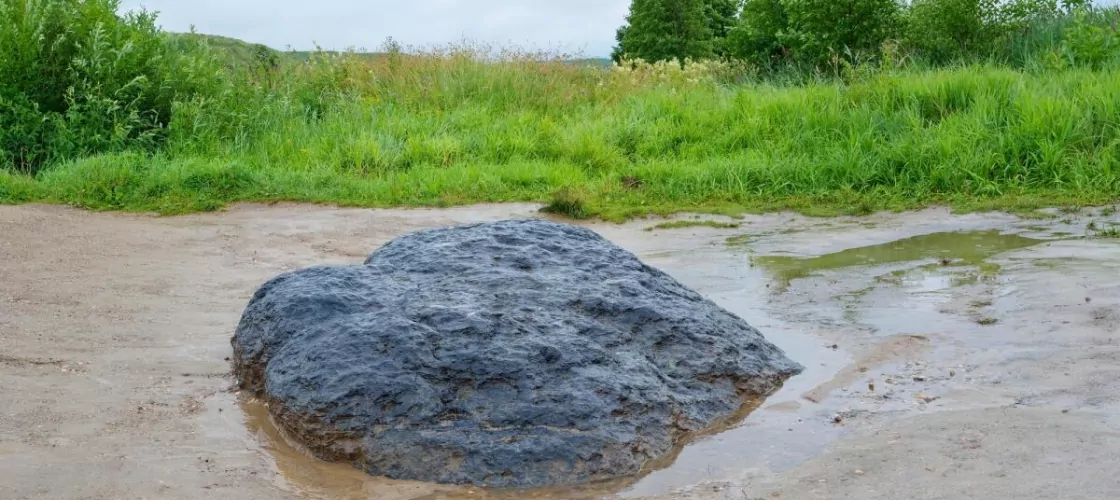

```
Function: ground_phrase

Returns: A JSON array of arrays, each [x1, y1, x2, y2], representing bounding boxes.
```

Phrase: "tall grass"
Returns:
[[3, 2, 1120, 219]]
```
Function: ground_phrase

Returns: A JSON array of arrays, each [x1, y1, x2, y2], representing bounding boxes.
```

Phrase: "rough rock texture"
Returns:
[[231, 219, 802, 488]]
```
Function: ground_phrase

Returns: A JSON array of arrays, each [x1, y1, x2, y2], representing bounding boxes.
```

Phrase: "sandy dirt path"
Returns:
[[2, 203, 1119, 500]]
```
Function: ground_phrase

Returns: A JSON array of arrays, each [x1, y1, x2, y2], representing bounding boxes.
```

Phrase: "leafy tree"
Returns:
[[903, 0, 1064, 64], [613, 0, 714, 63], [779, 0, 903, 65], [904, 0, 1002, 63], [727, 0, 901, 67], [611, 24, 629, 63], [706, 0, 743, 56], [726, 0, 789, 64]]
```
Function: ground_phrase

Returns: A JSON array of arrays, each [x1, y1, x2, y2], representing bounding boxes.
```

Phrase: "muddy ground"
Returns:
[[2, 203, 1119, 500]]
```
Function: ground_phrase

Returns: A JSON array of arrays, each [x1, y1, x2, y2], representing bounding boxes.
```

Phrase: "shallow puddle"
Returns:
[[236, 392, 805, 500], [752, 230, 1043, 290]]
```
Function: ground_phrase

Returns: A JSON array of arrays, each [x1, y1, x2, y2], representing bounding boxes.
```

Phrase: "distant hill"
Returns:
[[172, 33, 610, 68], [570, 58, 613, 68], [169, 33, 385, 66], [169, 33, 278, 66]]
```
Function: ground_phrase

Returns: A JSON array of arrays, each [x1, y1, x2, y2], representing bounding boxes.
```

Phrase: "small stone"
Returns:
[[854, 469, 865, 476], [913, 376, 926, 382], [949, 369, 956, 377], [1062, 409, 1070, 414], [914, 393, 939, 404]]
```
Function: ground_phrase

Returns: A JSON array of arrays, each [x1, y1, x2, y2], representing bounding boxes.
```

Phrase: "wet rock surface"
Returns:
[[231, 219, 802, 488]]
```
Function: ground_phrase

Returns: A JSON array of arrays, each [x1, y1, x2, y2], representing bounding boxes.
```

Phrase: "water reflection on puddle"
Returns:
[[752, 230, 1044, 291]]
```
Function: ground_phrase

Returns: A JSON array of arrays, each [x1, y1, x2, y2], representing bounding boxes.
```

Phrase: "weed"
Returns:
[[1092, 227, 1120, 238], [646, 220, 741, 231], [540, 188, 589, 219], [727, 234, 753, 246]]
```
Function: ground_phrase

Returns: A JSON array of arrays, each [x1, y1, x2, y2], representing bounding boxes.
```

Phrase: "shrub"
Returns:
[[0, 0, 224, 172], [904, 0, 1003, 64], [727, 0, 902, 69], [1061, 6, 1120, 69], [902, 0, 1072, 65], [541, 187, 590, 219], [727, 0, 789, 65], [779, 0, 903, 66]]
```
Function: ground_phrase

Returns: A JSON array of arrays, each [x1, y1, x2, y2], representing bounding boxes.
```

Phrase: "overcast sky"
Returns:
[[119, 1, 1119, 58], [119, 1, 631, 57]]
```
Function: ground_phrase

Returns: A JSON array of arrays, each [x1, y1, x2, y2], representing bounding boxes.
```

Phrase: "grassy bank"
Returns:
[[2, 2, 1120, 220], [4, 62, 1120, 220]]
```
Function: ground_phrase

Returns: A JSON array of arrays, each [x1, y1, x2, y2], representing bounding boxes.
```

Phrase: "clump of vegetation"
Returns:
[[0, 0, 224, 173], [541, 188, 590, 219], [646, 220, 741, 231], [1089, 225, 1120, 238]]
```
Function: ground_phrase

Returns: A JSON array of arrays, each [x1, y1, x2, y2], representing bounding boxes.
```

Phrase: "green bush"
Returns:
[[904, 0, 1002, 64], [779, 0, 902, 66], [727, 0, 789, 65], [726, 0, 901, 69], [902, 0, 1072, 65], [1060, 6, 1120, 69], [0, 0, 224, 172]]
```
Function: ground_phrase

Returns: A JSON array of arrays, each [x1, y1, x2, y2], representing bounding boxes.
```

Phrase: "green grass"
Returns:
[[1091, 226, 1120, 238], [4, 43, 1120, 220]]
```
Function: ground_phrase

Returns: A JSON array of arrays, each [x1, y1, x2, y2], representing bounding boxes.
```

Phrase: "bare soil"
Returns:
[[2, 203, 1119, 500]]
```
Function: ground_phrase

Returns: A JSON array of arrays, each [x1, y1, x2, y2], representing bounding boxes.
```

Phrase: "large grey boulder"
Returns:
[[232, 219, 802, 488]]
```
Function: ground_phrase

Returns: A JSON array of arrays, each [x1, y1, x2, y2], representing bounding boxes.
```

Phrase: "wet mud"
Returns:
[[2, 203, 1120, 499]]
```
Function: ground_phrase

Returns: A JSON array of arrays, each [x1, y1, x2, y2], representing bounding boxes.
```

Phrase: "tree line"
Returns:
[[612, 0, 1103, 69]]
